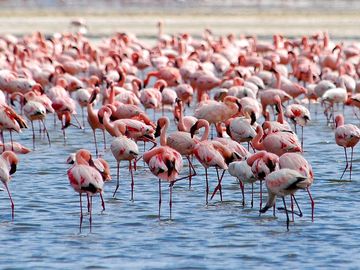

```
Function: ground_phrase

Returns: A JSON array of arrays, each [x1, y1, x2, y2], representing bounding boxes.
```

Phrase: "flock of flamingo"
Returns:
[[0, 22, 359, 231]]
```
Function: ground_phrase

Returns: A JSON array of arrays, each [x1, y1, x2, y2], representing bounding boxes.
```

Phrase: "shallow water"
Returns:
[[0, 98, 359, 269]]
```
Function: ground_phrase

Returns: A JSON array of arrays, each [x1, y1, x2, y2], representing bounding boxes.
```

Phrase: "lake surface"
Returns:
[[0, 93, 359, 269]]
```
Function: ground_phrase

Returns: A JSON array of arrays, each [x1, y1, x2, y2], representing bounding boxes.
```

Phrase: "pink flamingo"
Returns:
[[143, 66, 180, 87], [228, 160, 257, 207], [0, 142, 30, 154], [0, 151, 19, 219], [87, 88, 106, 157], [246, 150, 279, 210], [260, 168, 308, 231], [174, 99, 197, 132], [285, 104, 311, 149], [279, 152, 315, 220], [0, 105, 28, 151], [67, 149, 105, 230], [252, 125, 302, 156], [155, 116, 196, 188], [103, 110, 139, 200], [190, 119, 235, 204], [143, 132, 183, 219], [335, 114, 360, 180]]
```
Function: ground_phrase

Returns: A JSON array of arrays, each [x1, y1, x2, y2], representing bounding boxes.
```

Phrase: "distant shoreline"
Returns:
[[0, 9, 359, 40]]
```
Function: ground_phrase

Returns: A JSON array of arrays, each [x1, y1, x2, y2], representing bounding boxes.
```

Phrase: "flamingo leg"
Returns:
[[100, 192, 105, 212], [81, 107, 85, 130], [31, 120, 36, 150], [113, 161, 120, 197], [79, 193, 83, 232], [87, 193, 90, 213], [211, 168, 225, 201], [259, 179, 263, 210], [301, 126, 304, 150], [186, 155, 197, 189], [282, 196, 290, 231], [169, 184, 173, 220], [61, 115, 67, 144], [73, 115, 83, 129], [158, 179, 162, 220], [251, 183, 254, 208], [239, 180, 245, 207], [278, 195, 302, 217], [291, 195, 295, 222], [4, 183, 14, 220], [93, 130, 98, 158], [89, 195, 92, 232], [350, 147, 354, 181], [129, 161, 134, 201], [306, 187, 315, 221], [205, 168, 209, 205], [340, 147, 348, 180], [41, 119, 51, 146]]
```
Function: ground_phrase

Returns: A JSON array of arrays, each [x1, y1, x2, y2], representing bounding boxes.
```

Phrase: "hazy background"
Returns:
[[0, 0, 358, 40]]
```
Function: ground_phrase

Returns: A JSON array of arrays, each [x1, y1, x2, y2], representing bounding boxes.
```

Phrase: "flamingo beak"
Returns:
[[9, 163, 17, 175]]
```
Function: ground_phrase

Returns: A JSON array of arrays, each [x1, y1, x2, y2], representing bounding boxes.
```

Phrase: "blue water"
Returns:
[[0, 99, 359, 269]]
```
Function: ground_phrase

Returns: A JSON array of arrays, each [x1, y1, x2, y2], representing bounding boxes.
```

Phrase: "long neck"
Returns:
[[160, 119, 169, 146], [276, 101, 284, 124], [275, 72, 281, 89], [251, 127, 265, 150], [201, 121, 210, 141], [103, 112, 116, 137], [177, 103, 187, 132]]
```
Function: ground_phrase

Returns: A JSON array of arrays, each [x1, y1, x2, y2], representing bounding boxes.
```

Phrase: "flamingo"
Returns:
[[0, 142, 31, 154], [143, 135, 183, 220], [174, 99, 197, 132], [0, 151, 19, 219], [155, 116, 196, 188], [190, 119, 237, 204], [67, 149, 105, 229], [252, 125, 302, 156], [260, 168, 308, 231], [0, 105, 28, 151], [334, 114, 360, 180], [279, 153, 315, 220], [228, 161, 257, 207], [285, 104, 311, 149], [103, 111, 139, 200]]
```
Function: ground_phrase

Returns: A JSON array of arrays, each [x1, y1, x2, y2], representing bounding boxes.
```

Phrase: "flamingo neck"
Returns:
[[276, 101, 284, 124], [275, 72, 281, 89], [103, 112, 115, 136], [252, 126, 265, 150], [177, 103, 187, 132], [201, 121, 210, 141], [160, 119, 169, 146]]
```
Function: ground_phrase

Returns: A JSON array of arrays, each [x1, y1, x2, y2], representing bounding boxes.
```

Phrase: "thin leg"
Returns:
[[89, 195, 92, 232], [73, 115, 83, 129], [291, 195, 295, 222], [169, 184, 173, 220], [87, 194, 90, 213], [81, 107, 85, 130], [100, 192, 105, 211], [340, 147, 348, 180], [205, 168, 209, 205], [187, 156, 197, 189], [306, 187, 315, 221], [211, 168, 225, 201], [251, 183, 254, 208], [239, 180, 245, 207], [93, 130, 98, 158], [79, 193, 83, 231], [273, 203, 276, 217], [292, 195, 303, 217], [31, 121, 35, 150], [301, 126, 304, 150], [4, 183, 14, 220], [41, 119, 51, 146], [158, 179, 162, 220], [259, 180, 263, 210], [113, 161, 120, 197], [1, 131, 4, 152], [282, 196, 290, 231], [350, 147, 354, 181], [129, 161, 134, 201]]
